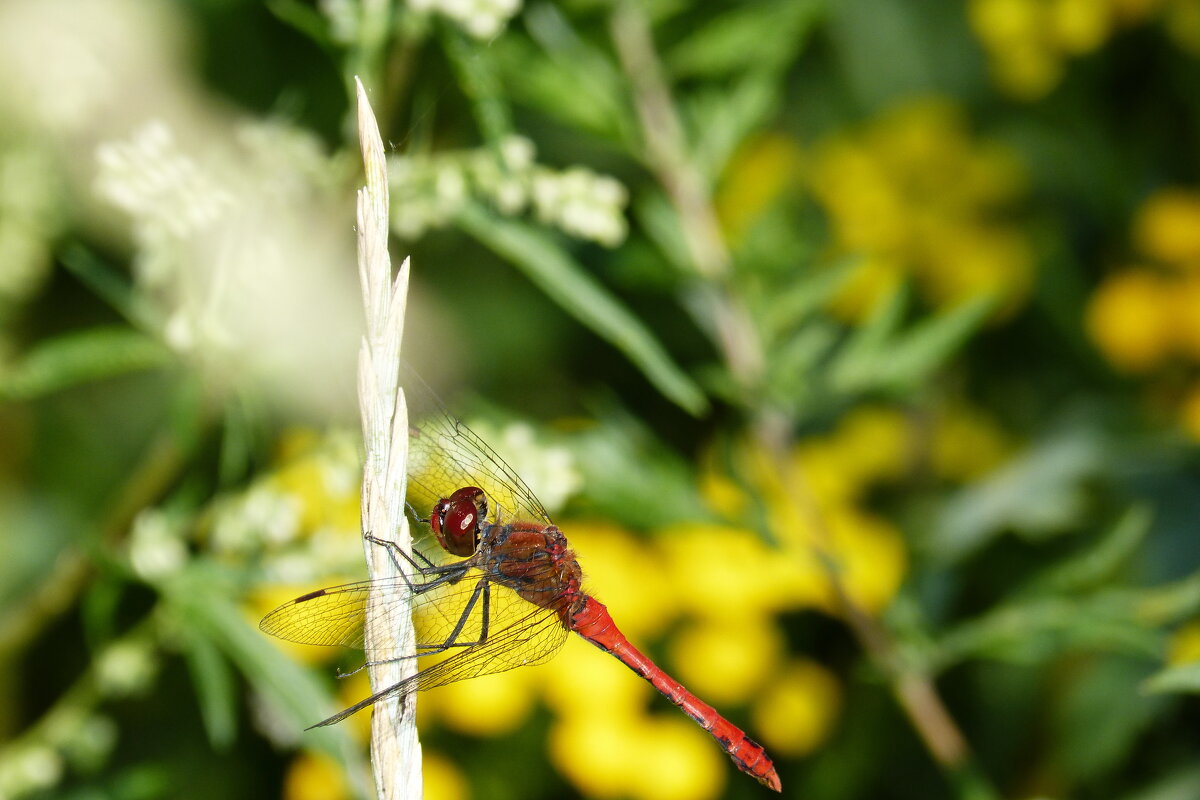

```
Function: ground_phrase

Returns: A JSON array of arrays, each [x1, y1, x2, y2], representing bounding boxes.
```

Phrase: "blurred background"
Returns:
[[2, 0, 1200, 798]]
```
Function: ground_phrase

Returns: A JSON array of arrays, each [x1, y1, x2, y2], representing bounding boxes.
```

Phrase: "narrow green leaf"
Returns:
[[759, 257, 860, 345], [1143, 662, 1200, 695], [828, 282, 908, 393], [688, 71, 781, 180], [457, 202, 708, 415], [1025, 505, 1153, 596], [0, 327, 172, 401], [60, 244, 162, 330], [161, 566, 368, 796], [666, 0, 823, 78], [180, 628, 238, 749], [442, 26, 512, 146], [877, 293, 996, 390]]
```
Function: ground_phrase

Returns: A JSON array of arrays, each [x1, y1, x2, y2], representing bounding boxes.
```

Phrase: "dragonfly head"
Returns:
[[431, 486, 487, 556]]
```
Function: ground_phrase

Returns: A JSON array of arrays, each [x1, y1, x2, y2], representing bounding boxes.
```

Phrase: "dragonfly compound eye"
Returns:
[[431, 486, 487, 556]]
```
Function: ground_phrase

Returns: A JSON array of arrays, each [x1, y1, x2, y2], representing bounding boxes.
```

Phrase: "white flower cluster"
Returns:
[[465, 419, 583, 514], [391, 135, 629, 245], [95, 122, 232, 249], [408, 0, 522, 39]]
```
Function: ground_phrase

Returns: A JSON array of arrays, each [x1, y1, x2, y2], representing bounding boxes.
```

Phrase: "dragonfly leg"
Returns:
[[413, 578, 491, 656], [365, 533, 459, 577]]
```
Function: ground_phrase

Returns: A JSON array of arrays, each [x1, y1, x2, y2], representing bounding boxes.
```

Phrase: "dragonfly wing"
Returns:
[[411, 583, 570, 692], [402, 367, 553, 527], [261, 558, 571, 674]]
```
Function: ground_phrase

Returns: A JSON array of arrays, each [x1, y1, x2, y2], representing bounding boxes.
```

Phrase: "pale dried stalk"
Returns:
[[354, 76, 422, 800]]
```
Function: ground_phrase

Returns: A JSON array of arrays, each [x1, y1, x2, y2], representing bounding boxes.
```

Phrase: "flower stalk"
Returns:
[[353, 77, 421, 800]]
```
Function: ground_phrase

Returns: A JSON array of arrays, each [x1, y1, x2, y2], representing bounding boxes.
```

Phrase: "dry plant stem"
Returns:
[[609, 3, 763, 388], [755, 412, 970, 769], [611, 0, 976, 776], [354, 77, 422, 800]]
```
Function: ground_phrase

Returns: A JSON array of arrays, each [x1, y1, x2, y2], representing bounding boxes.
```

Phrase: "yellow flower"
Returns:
[[567, 520, 677, 642], [931, 403, 1011, 480], [715, 133, 803, 247], [425, 654, 537, 737], [667, 616, 782, 707], [283, 752, 350, 800], [1170, 274, 1200, 358], [1050, 0, 1112, 53], [1134, 188, 1200, 267], [623, 717, 726, 800], [539, 635, 652, 718], [548, 710, 648, 797], [826, 405, 912, 486], [659, 523, 801, 621], [752, 658, 841, 757], [810, 99, 1032, 318], [1179, 382, 1200, 441], [424, 751, 470, 800], [1165, 0, 1200, 54], [820, 506, 908, 615], [1167, 619, 1200, 664], [1085, 269, 1175, 372]]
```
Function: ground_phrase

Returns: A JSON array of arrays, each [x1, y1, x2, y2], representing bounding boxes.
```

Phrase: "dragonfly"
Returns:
[[259, 375, 782, 792]]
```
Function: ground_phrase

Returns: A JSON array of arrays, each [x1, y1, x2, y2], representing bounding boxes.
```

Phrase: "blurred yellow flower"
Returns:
[[715, 133, 803, 247], [1085, 269, 1174, 372], [283, 751, 350, 800], [1134, 188, 1200, 267], [426, 662, 537, 737], [931, 403, 1011, 480], [568, 520, 677, 642], [1179, 382, 1200, 441], [667, 616, 782, 707], [752, 658, 841, 757], [334, 668, 374, 743], [826, 405, 912, 487], [810, 99, 1032, 318], [1165, 0, 1200, 53], [539, 634, 653, 719], [1051, 0, 1113, 53], [659, 523, 800, 621], [1167, 619, 1200, 664], [819, 506, 908, 615], [548, 711, 648, 798], [424, 751, 470, 800], [624, 717, 726, 800]]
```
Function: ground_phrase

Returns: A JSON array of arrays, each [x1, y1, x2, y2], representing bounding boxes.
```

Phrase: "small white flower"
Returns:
[[129, 509, 188, 580], [95, 641, 158, 698]]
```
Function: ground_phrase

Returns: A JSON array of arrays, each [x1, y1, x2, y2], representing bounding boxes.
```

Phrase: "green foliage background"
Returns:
[[2, 1, 1200, 799]]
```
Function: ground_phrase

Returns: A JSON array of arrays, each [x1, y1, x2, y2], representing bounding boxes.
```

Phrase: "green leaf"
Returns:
[[457, 202, 708, 415], [929, 420, 1107, 563], [59, 244, 161, 330], [442, 25, 513, 146], [179, 628, 238, 750], [0, 327, 172, 401], [666, 0, 824, 78], [1117, 766, 1200, 800], [828, 282, 909, 394], [491, 5, 632, 144], [687, 71, 781, 180], [758, 257, 860, 345], [933, 593, 1160, 671], [161, 565, 368, 795], [1024, 505, 1153, 596], [875, 293, 996, 390], [1143, 662, 1200, 695]]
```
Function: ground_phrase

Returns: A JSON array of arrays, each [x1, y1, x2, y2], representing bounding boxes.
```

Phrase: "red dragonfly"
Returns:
[[259, 377, 781, 792]]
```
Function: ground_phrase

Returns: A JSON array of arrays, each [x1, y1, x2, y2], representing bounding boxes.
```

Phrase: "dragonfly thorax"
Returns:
[[431, 486, 487, 556]]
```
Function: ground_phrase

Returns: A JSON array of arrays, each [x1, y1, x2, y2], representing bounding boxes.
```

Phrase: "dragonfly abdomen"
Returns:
[[570, 596, 782, 792]]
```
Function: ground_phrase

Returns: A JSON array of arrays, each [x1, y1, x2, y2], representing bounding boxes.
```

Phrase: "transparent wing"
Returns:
[[259, 558, 570, 670], [402, 366, 553, 528]]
